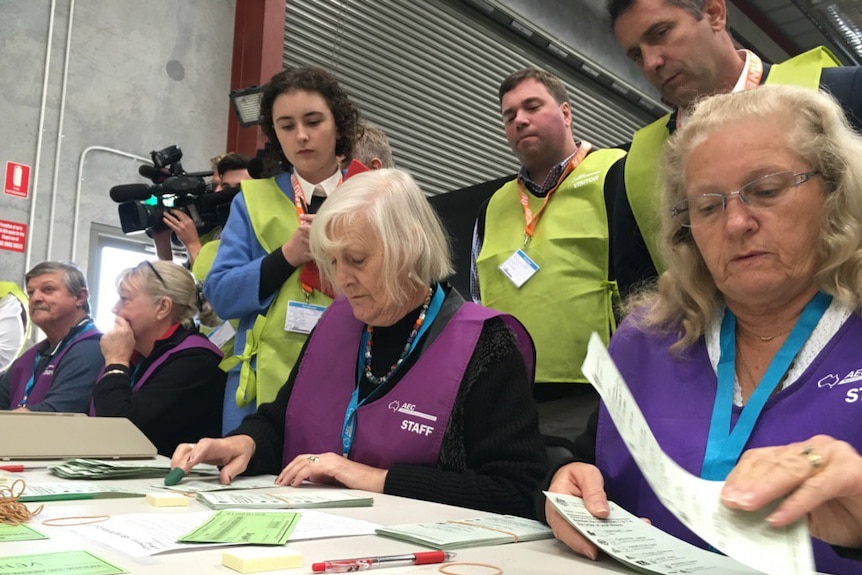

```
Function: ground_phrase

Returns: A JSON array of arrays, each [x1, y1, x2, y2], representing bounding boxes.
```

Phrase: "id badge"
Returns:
[[499, 249, 539, 288], [285, 301, 326, 334], [207, 321, 236, 348]]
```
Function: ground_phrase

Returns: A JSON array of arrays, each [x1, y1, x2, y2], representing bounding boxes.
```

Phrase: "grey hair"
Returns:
[[309, 168, 453, 307], [25, 261, 91, 313], [117, 261, 199, 328], [634, 84, 862, 350], [350, 124, 394, 169]]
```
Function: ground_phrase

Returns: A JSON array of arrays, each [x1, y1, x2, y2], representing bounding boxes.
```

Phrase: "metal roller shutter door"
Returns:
[[284, 0, 656, 195]]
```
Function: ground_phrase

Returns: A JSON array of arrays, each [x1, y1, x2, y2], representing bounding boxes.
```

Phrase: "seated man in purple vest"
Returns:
[[172, 168, 548, 519], [0, 261, 103, 412], [544, 86, 862, 574]]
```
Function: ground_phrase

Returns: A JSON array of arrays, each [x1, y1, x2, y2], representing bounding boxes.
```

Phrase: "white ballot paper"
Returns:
[[546, 492, 761, 575], [580, 333, 814, 575], [64, 510, 381, 557]]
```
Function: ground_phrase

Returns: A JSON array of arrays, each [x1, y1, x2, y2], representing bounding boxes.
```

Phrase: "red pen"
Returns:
[[311, 551, 455, 573], [0, 465, 25, 472]]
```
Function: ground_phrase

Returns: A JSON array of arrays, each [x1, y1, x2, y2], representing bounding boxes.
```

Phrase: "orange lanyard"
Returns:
[[290, 172, 343, 216], [517, 141, 592, 245], [741, 49, 764, 89], [677, 51, 763, 130], [290, 172, 342, 298]]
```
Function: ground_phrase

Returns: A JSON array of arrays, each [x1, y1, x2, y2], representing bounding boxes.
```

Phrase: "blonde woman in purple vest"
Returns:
[[545, 85, 862, 573], [171, 169, 548, 518], [92, 261, 225, 456]]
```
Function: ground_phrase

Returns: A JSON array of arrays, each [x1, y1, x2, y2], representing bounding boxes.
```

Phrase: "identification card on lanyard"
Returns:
[[207, 320, 236, 348], [701, 291, 831, 480], [499, 249, 539, 288], [285, 301, 326, 334]]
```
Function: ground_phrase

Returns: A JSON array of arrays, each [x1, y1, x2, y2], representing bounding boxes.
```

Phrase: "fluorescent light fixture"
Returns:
[[230, 86, 265, 128]]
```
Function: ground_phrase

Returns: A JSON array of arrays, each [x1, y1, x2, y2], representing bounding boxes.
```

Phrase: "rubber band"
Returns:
[[0, 479, 42, 525], [41, 514, 111, 527], [446, 520, 520, 543], [439, 562, 502, 575]]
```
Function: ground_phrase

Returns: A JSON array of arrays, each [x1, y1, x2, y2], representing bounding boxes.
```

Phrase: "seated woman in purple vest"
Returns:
[[171, 169, 548, 518], [545, 85, 862, 573], [92, 261, 225, 457]]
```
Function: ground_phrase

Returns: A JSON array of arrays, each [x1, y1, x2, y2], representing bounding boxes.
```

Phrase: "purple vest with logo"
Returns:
[[8, 328, 101, 408], [283, 294, 534, 469], [89, 334, 223, 416], [598, 313, 862, 575]]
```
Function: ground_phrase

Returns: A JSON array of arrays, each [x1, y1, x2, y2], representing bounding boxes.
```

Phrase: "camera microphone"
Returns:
[[109, 183, 153, 203], [138, 164, 171, 183]]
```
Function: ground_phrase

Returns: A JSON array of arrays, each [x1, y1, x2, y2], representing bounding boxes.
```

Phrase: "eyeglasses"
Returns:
[[671, 171, 820, 228], [140, 260, 167, 287]]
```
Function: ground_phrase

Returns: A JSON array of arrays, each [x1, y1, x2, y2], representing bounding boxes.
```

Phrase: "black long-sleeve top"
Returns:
[[92, 324, 225, 456], [231, 287, 548, 519]]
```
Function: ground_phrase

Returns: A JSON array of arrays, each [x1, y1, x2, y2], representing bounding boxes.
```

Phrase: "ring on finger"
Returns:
[[801, 445, 823, 474], [307, 455, 319, 463]]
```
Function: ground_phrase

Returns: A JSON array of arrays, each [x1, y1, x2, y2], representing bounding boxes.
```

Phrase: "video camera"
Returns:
[[109, 145, 240, 234]]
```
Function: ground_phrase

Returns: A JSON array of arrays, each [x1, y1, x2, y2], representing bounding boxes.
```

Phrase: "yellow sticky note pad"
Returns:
[[0, 473, 7, 484], [145, 492, 189, 507], [222, 547, 303, 573]]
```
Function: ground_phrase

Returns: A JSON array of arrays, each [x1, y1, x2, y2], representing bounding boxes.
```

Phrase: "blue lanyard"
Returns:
[[701, 292, 831, 480], [129, 362, 145, 387], [340, 285, 445, 457], [19, 320, 97, 407]]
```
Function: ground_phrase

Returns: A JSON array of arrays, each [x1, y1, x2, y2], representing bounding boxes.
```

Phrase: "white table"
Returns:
[[0, 466, 636, 574]]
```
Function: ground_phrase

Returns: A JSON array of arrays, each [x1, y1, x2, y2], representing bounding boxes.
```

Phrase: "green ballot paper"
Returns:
[[0, 523, 47, 543], [0, 550, 125, 575], [178, 510, 300, 545]]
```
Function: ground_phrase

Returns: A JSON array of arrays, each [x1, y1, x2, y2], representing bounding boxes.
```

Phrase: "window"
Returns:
[[88, 223, 186, 332]]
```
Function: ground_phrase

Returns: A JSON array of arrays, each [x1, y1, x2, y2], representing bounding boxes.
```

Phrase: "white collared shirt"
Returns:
[[294, 169, 342, 200]]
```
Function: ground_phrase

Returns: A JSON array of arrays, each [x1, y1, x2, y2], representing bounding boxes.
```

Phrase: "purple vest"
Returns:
[[283, 294, 534, 469], [90, 334, 223, 416], [598, 313, 862, 575], [8, 328, 101, 408]]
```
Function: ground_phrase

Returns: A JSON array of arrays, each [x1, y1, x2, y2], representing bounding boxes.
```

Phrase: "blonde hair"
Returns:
[[117, 261, 199, 328], [309, 169, 453, 307], [637, 84, 862, 350]]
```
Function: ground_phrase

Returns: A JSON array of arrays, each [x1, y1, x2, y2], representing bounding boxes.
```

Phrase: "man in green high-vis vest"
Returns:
[[471, 68, 626, 442], [608, 0, 862, 298]]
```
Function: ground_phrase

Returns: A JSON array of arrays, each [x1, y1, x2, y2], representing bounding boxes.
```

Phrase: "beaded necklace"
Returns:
[[363, 288, 433, 386]]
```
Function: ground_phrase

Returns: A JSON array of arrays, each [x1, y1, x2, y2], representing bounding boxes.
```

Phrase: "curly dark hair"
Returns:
[[258, 66, 363, 177]]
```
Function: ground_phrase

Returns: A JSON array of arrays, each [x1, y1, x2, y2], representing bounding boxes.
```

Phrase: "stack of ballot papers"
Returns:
[[196, 490, 373, 510], [376, 515, 553, 549], [49, 458, 219, 479], [19, 482, 150, 502]]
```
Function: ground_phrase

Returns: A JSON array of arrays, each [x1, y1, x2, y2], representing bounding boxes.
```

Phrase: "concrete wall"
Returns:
[[0, 0, 236, 282]]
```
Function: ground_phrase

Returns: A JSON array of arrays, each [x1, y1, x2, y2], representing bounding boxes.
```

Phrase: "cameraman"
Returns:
[[153, 152, 251, 266]]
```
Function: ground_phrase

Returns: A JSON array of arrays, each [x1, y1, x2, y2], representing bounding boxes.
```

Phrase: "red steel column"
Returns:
[[226, 0, 286, 155]]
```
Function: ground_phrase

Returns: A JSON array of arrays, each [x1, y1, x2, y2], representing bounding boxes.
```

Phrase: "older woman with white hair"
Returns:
[[546, 85, 862, 574], [92, 261, 225, 456], [172, 168, 547, 518]]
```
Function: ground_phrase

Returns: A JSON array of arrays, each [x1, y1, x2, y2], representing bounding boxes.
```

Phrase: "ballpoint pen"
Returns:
[[0, 465, 45, 472], [311, 551, 456, 573]]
